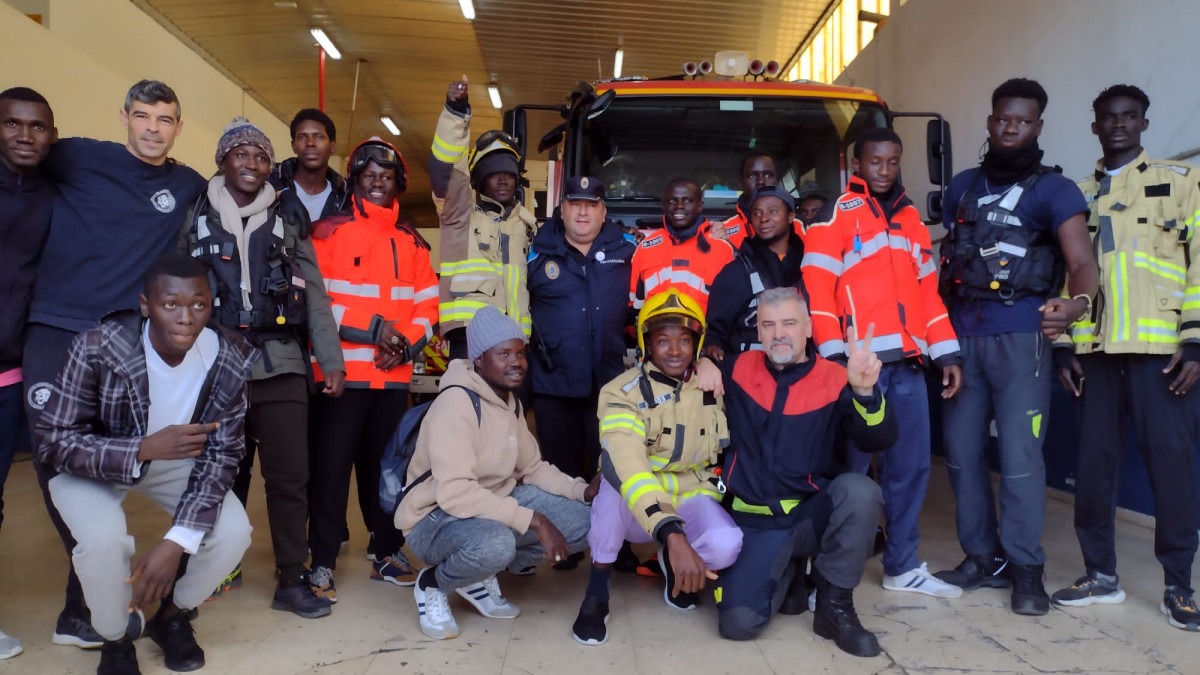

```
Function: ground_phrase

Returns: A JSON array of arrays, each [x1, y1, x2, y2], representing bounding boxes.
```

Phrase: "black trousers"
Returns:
[[1074, 353, 1200, 591], [532, 393, 600, 481], [308, 388, 408, 569], [22, 323, 88, 617]]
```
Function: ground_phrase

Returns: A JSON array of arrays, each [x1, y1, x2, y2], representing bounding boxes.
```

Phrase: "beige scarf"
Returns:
[[207, 175, 278, 311]]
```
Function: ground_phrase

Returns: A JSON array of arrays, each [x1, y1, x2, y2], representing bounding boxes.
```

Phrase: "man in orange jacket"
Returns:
[[307, 137, 439, 602], [802, 127, 964, 598], [631, 179, 734, 314]]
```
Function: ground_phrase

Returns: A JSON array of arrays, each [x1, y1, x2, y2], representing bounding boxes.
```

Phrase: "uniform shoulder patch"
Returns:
[[641, 234, 663, 248], [839, 197, 864, 211]]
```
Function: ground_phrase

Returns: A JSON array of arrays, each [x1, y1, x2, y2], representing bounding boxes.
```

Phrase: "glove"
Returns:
[[279, 188, 313, 239]]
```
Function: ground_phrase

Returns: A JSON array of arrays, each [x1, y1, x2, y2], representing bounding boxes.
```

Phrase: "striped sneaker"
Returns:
[[371, 552, 419, 587], [208, 563, 243, 601], [310, 566, 337, 604], [455, 576, 520, 618], [883, 562, 963, 598]]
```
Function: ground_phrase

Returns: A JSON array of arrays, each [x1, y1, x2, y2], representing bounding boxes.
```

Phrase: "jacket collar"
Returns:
[[1093, 149, 1150, 181], [275, 157, 347, 195], [0, 161, 47, 192], [846, 174, 911, 220], [532, 217, 627, 256]]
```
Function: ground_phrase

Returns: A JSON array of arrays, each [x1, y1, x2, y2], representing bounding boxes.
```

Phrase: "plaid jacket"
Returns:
[[35, 311, 259, 532]]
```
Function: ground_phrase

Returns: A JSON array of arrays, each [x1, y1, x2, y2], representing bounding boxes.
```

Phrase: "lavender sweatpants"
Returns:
[[587, 481, 743, 570]]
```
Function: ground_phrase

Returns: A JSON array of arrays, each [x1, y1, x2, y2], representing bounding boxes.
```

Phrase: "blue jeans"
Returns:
[[405, 485, 591, 591], [846, 361, 929, 576]]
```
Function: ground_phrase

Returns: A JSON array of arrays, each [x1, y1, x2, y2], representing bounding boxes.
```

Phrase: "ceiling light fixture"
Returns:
[[613, 49, 624, 78], [310, 28, 342, 60], [380, 116, 401, 136], [458, 0, 475, 20], [488, 85, 502, 110]]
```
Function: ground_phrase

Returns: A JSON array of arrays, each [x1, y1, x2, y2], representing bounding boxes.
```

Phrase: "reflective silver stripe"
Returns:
[[291, 275, 306, 289], [912, 336, 928, 352], [749, 271, 764, 294], [326, 279, 382, 298], [272, 216, 284, 240], [342, 347, 376, 362], [747, 343, 765, 352], [414, 316, 434, 340], [926, 313, 949, 328], [998, 185, 1024, 211], [996, 242, 1028, 257], [888, 234, 914, 255], [196, 215, 210, 240], [919, 259, 938, 278], [854, 332, 904, 353], [414, 285, 439, 303], [801, 252, 844, 276], [669, 268, 707, 293], [391, 287, 415, 300], [331, 304, 347, 324], [817, 339, 847, 358], [928, 339, 961, 360]]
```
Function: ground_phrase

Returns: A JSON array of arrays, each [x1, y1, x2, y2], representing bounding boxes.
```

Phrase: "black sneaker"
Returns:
[[1161, 586, 1200, 631], [1010, 564, 1049, 616], [1052, 571, 1126, 606], [144, 607, 205, 672], [934, 553, 1011, 590], [97, 637, 140, 675], [271, 576, 333, 619], [553, 551, 585, 571], [571, 596, 610, 646], [658, 546, 699, 611], [780, 567, 809, 616], [51, 611, 103, 649], [613, 541, 639, 574]]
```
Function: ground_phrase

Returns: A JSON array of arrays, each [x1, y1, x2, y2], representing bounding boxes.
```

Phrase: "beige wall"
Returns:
[[838, 0, 1200, 221], [1, 0, 289, 172]]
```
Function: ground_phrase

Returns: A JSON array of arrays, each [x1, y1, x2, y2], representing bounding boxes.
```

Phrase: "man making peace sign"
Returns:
[[695, 286, 896, 656]]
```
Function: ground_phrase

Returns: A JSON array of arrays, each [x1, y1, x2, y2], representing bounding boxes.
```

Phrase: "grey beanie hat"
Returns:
[[467, 306, 526, 361], [215, 116, 275, 166]]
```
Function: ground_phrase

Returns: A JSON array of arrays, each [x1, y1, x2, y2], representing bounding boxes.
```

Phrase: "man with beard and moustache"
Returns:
[[803, 127, 964, 600], [1050, 85, 1200, 631], [933, 78, 1098, 616], [271, 109, 348, 223], [710, 152, 806, 248], [306, 138, 439, 601], [706, 185, 806, 361], [22, 80, 208, 651], [527, 176, 635, 486], [630, 179, 735, 315], [0, 85, 57, 661], [180, 117, 345, 619], [397, 306, 597, 640], [430, 76, 537, 359], [694, 287, 895, 655]]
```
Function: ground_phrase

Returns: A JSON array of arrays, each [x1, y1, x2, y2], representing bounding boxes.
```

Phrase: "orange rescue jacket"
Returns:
[[630, 218, 735, 314]]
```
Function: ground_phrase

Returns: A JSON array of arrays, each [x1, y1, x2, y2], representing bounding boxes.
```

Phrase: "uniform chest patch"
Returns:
[[151, 189, 177, 213], [839, 197, 864, 211], [545, 260, 560, 280]]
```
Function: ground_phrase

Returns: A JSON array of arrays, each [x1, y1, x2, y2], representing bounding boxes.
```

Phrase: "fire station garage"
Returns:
[[2, 0, 1199, 672]]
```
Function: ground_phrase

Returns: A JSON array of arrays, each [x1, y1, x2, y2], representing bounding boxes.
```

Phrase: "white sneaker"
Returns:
[[883, 562, 963, 598], [414, 568, 459, 640], [456, 576, 521, 618], [0, 630, 21, 660]]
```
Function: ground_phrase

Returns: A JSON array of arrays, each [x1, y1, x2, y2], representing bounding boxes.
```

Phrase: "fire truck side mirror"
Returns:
[[926, 118, 952, 185], [538, 124, 566, 154], [587, 89, 617, 120], [926, 190, 944, 223]]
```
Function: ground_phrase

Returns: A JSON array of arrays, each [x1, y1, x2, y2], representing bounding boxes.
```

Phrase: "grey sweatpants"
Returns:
[[405, 485, 591, 592], [49, 459, 252, 641]]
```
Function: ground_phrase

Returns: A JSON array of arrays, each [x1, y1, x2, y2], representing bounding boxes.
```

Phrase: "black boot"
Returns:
[[779, 560, 809, 616], [812, 571, 880, 657], [97, 636, 140, 675], [144, 602, 205, 672], [1010, 564, 1049, 616]]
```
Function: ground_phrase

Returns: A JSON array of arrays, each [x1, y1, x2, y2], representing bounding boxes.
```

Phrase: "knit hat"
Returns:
[[470, 151, 519, 187], [467, 306, 526, 361], [215, 116, 275, 166]]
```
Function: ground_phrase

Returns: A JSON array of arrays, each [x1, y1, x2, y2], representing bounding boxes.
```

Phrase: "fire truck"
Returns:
[[408, 51, 952, 396]]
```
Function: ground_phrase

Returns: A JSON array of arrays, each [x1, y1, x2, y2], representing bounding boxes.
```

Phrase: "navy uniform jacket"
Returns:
[[527, 217, 635, 397]]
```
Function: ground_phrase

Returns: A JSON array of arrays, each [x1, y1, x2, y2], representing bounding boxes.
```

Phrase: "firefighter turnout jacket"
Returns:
[[802, 175, 961, 366], [429, 105, 536, 335], [1065, 151, 1200, 355], [630, 219, 735, 314], [597, 362, 729, 539], [310, 199, 439, 387]]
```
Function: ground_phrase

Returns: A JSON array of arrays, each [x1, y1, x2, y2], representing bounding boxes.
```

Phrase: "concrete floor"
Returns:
[[0, 454, 1196, 674]]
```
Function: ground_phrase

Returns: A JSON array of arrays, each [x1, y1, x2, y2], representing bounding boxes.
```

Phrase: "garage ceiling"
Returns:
[[132, 0, 832, 225]]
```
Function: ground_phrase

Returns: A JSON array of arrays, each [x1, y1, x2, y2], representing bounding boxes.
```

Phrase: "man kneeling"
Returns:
[[36, 253, 257, 674], [573, 290, 743, 645], [396, 306, 597, 640], [696, 287, 896, 656]]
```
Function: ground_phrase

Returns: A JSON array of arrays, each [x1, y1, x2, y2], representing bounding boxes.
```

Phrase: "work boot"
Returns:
[[779, 564, 809, 616], [1009, 564, 1049, 616], [812, 571, 880, 658], [934, 553, 1011, 590]]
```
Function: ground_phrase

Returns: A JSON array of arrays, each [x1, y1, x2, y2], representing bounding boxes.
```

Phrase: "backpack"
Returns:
[[378, 385, 482, 514]]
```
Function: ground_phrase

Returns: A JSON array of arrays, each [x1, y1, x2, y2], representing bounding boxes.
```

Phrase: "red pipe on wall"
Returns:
[[319, 48, 327, 111]]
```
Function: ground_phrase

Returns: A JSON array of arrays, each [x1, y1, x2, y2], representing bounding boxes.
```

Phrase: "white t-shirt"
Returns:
[[296, 179, 333, 222], [142, 323, 220, 553]]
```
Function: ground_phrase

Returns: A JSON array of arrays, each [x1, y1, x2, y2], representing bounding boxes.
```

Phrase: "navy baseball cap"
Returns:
[[564, 175, 605, 202], [751, 185, 796, 212]]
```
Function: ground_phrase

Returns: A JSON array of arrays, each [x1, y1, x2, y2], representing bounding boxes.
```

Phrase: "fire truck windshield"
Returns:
[[578, 95, 887, 221]]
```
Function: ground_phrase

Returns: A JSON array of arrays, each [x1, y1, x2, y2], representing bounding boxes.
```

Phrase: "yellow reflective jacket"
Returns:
[[597, 362, 729, 539], [429, 106, 536, 335], [1064, 152, 1200, 355]]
